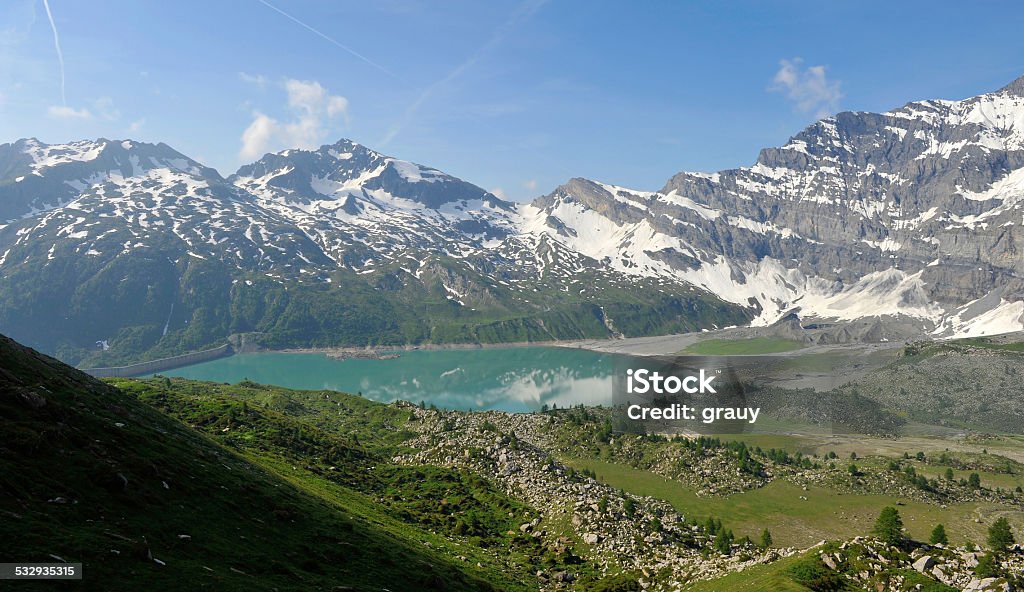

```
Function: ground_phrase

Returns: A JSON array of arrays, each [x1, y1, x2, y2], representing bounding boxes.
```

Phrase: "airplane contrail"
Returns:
[[42, 0, 66, 106], [254, 0, 396, 79], [379, 0, 549, 147]]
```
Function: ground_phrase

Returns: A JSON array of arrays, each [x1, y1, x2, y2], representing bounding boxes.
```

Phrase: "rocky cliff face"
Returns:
[[525, 76, 1024, 336]]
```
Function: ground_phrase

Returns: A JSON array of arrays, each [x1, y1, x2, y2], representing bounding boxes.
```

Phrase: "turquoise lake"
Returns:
[[153, 347, 630, 412]]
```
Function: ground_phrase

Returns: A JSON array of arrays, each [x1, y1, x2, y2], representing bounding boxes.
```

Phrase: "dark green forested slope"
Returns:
[[0, 333, 524, 591], [0, 242, 749, 369]]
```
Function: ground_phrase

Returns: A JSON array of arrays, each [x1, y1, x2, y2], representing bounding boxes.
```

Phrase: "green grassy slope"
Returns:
[[109, 377, 568, 583], [0, 333, 517, 591], [564, 457, 1020, 548], [684, 554, 811, 591], [949, 336, 1024, 353], [682, 337, 804, 355]]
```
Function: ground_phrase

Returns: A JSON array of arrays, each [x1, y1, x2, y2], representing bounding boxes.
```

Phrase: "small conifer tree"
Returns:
[[929, 524, 948, 545], [873, 506, 904, 546]]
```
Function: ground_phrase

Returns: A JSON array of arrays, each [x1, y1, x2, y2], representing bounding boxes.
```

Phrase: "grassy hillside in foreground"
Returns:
[[0, 333, 518, 591], [107, 377, 597, 586]]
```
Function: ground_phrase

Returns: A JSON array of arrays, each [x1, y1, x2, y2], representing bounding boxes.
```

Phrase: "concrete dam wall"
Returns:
[[81, 343, 233, 378]]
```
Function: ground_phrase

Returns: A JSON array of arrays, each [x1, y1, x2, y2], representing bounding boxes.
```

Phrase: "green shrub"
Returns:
[[787, 556, 849, 591]]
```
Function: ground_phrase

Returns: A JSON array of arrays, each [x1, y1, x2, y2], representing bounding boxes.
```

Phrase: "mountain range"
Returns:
[[2, 76, 1024, 365]]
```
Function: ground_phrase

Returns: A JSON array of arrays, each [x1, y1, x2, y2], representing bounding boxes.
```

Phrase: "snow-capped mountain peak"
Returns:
[[3, 76, 1024, 363], [0, 138, 224, 223], [233, 138, 509, 210]]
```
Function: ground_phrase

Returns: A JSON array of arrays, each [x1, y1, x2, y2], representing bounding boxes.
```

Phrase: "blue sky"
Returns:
[[2, 0, 1023, 200]]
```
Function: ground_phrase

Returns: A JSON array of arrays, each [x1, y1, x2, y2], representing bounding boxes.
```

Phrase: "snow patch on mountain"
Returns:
[[936, 297, 1024, 338], [23, 138, 105, 173], [389, 159, 445, 183]]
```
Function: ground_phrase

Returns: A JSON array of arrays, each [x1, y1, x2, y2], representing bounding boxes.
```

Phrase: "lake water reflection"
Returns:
[[152, 347, 626, 412]]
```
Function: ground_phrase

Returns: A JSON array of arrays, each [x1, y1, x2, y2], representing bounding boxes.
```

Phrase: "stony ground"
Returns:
[[812, 537, 1024, 591], [397, 407, 796, 590], [396, 404, 1024, 590]]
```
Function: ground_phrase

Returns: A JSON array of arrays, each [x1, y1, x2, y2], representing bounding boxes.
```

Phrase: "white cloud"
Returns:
[[489, 187, 507, 200], [47, 98, 122, 122], [239, 79, 350, 161], [523, 179, 538, 191], [285, 78, 327, 112], [240, 113, 278, 160], [770, 58, 842, 118], [93, 97, 120, 121], [127, 118, 145, 133], [239, 72, 269, 88], [48, 105, 92, 120], [327, 95, 349, 123]]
